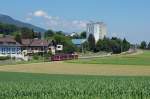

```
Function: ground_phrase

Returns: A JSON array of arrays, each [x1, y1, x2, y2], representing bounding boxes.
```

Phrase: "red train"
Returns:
[[51, 54, 78, 61]]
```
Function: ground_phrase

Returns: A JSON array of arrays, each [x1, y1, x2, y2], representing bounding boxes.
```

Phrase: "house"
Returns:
[[21, 38, 50, 55], [0, 36, 22, 57]]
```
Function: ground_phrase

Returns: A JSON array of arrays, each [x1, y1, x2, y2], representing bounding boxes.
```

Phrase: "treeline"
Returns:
[[84, 34, 131, 54], [0, 22, 41, 39], [139, 41, 150, 50], [0, 22, 131, 54]]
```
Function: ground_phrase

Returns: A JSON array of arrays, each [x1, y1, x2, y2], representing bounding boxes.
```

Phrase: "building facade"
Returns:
[[21, 39, 50, 55], [0, 36, 21, 57], [86, 22, 107, 42]]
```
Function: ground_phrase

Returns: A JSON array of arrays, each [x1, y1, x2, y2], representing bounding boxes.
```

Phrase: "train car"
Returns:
[[51, 54, 78, 61]]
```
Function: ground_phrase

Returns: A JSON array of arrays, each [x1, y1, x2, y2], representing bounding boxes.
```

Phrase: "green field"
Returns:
[[68, 50, 150, 66], [0, 50, 150, 99], [0, 72, 149, 99]]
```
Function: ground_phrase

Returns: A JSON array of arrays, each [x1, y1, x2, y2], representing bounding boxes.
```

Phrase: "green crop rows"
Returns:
[[0, 72, 150, 99]]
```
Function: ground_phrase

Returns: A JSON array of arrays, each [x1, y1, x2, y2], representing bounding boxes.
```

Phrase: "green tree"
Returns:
[[88, 34, 96, 51], [96, 39, 103, 51], [72, 33, 80, 39], [56, 31, 65, 36], [122, 38, 130, 52], [140, 41, 147, 49], [110, 40, 121, 54], [53, 34, 77, 53], [147, 42, 150, 50], [80, 31, 86, 39], [15, 33, 22, 44], [45, 30, 55, 38], [0, 23, 19, 35], [21, 27, 34, 39], [102, 37, 111, 52]]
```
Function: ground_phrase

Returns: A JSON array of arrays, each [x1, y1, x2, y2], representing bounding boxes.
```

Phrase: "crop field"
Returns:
[[0, 50, 150, 98], [0, 72, 150, 99], [68, 50, 150, 66]]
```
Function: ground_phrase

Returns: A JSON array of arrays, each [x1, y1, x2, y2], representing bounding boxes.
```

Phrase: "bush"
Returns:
[[0, 56, 10, 60], [32, 53, 39, 60], [44, 51, 52, 61]]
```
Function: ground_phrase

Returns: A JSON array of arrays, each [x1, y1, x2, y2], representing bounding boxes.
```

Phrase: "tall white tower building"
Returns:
[[86, 21, 107, 42]]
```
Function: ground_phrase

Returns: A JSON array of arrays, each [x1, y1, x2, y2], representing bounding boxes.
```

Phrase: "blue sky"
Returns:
[[0, 0, 150, 43]]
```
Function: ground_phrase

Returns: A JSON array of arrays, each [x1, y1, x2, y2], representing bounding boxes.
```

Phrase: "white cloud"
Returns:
[[33, 10, 47, 17], [72, 20, 86, 28], [26, 10, 87, 32]]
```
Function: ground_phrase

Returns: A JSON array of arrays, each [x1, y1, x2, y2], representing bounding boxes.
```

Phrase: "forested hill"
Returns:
[[0, 14, 46, 33]]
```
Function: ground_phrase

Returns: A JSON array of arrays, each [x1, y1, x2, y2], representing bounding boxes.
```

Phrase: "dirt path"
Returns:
[[0, 62, 150, 76]]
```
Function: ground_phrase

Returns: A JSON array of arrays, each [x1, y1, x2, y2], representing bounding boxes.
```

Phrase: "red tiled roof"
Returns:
[[30, 39, 49, 46], [0, 37, 16, 43], [21, 39, 32, 46], [21, 39, 49, 47], [0, 36, 21, 46]]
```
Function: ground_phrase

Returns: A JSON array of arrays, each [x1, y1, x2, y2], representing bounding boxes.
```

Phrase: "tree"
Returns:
[[147, 42, 150, 50], [122, 38, 130, 52], [80, 31, 86, 39], [140, 41, 147, 49], [102, 37, 111, 52], [0, 23, 19, 35], [96, 39, 103, 51], [110, 40, 121, 54], [21, 27, 34, 39], [88, 34, 96, 51], [63, 41, 77, 53], [53, 34, 77, 53], [15, 33, 22, 44], [111, 37, 124, 53], [45, 30, 55, 38], [72, 33, 80, 39], [55, 31, 65, 36]]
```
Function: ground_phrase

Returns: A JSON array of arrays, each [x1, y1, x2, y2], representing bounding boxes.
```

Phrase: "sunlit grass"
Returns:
[[68, 50, 150, 66]]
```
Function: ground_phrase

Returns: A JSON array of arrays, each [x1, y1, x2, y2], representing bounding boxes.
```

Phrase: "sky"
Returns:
[[0, 0, 150, 43]]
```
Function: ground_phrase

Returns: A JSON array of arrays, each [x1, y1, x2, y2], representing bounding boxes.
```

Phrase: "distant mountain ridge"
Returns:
[[0, 14, 46, 33]]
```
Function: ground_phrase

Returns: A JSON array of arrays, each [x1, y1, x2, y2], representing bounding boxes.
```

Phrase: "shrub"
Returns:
[[32, 53, 39, 60], [0, 56, 10, 60]]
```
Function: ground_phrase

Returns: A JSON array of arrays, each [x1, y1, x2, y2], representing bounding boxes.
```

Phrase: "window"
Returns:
[[17, 48, 21, 54], [3, 48, 6, 53], [7, 48, 11, 54], [12, 48, 16, 54]]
